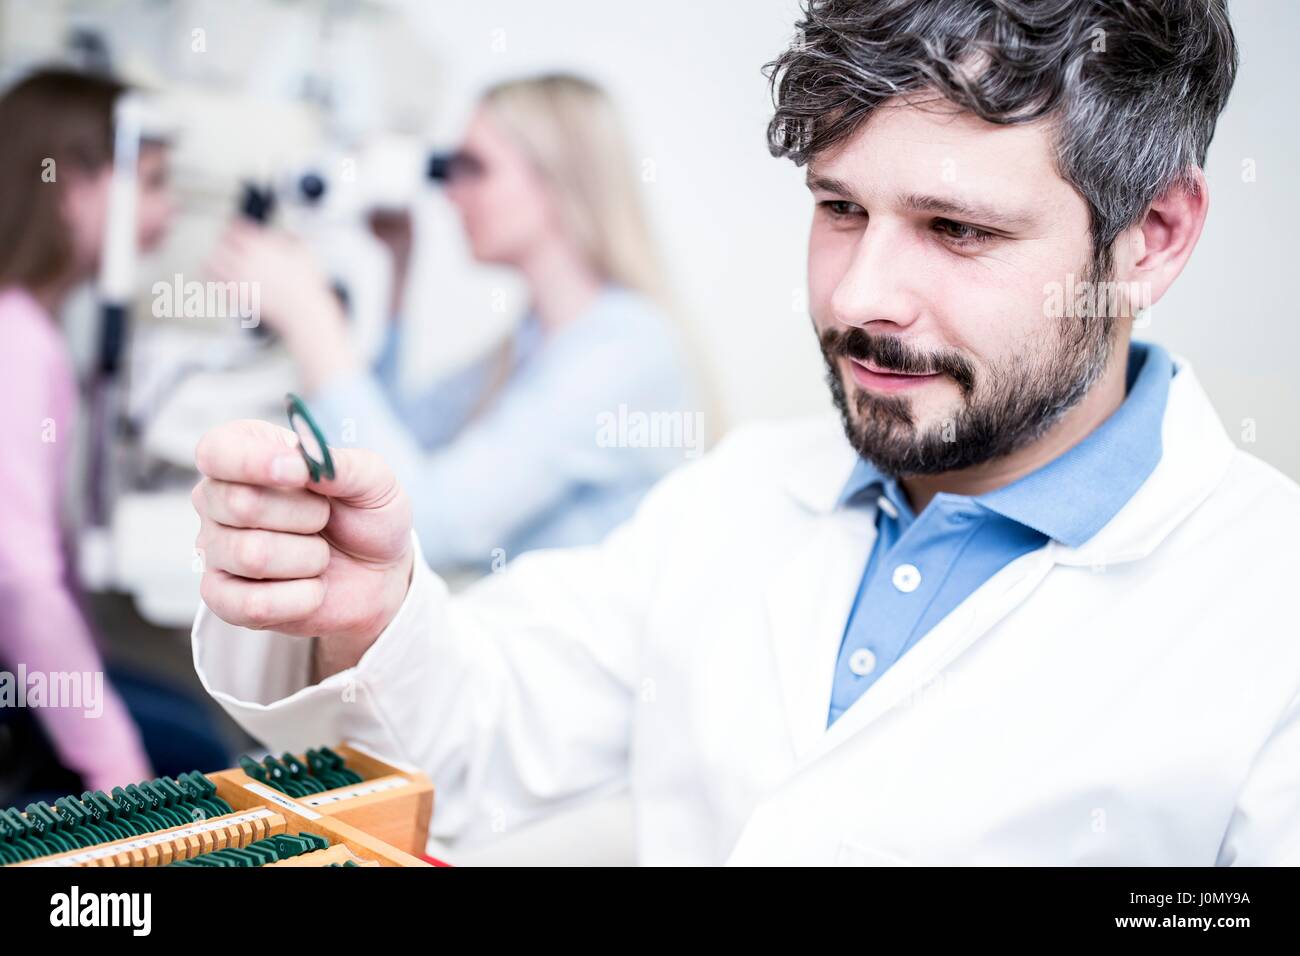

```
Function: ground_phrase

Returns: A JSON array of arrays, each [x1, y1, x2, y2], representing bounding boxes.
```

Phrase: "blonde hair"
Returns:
[[481, 73, 672, 308], [471, 73, 723, 442]]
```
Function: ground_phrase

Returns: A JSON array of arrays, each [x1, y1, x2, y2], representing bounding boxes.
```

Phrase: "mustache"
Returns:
[[820, 327, 976, 396]]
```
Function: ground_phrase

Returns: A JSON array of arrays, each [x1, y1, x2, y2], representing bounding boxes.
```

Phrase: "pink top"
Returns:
[[0, 286, 150, 792]]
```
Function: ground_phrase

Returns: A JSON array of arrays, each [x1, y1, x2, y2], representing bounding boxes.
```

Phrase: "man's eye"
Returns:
[[933, 219, 994, 246], [819, 200, 865, 218]]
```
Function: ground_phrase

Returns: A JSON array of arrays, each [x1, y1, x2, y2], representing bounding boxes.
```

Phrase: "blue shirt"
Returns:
[[309, 285, 696, 572], [827, 340, 1174, 726]]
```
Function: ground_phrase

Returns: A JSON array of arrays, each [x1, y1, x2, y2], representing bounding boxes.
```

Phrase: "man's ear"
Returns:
[[1118, 168, 1210, 308]]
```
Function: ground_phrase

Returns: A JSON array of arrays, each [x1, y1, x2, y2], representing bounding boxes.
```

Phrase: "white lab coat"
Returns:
[[193, 355, 1300, 865]]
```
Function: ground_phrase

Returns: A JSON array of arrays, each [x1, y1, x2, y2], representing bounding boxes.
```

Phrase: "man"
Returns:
[[190, 0, 1300, 864]]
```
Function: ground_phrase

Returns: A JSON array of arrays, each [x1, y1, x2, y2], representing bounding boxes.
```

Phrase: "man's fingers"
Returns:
[[194, 419, 400, 509], [198, 524, 330, 580], [314, 447, 400, 507], [199, 569, 325, 631], [194, 478, 330, 533], [195, 419, 309, 488]]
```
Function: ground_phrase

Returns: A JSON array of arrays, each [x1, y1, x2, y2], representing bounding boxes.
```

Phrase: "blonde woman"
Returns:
[[208, 73, 699, 571]]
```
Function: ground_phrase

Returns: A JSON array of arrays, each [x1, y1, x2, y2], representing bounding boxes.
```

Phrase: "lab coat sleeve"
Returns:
[[191, 450, 702, 845], [1217, 688, 1300, 865]]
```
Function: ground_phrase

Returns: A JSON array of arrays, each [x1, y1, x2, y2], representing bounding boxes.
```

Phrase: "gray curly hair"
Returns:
[[765, 0, 1238, 266]]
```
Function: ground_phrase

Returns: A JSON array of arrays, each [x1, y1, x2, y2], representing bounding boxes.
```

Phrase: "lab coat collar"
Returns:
[[1049, 353, 1235, 567], [781, 352, 1234, 567], [767, 351, 1235, 764]]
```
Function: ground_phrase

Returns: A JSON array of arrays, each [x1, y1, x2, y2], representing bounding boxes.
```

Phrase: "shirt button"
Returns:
[[849, 648, 877, 676], [892, 563, 922, 592]]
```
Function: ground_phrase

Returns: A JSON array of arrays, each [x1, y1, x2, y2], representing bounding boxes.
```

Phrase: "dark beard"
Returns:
[[819, 257, 1116, 478]]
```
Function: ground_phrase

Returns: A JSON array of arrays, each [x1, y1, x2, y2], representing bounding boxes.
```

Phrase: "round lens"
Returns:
[[285, 393, 335, 482]]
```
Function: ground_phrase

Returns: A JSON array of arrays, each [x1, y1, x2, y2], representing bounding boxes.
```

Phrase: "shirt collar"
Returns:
[[836, 340, 1175, 548], [835, 455, 906, 515]]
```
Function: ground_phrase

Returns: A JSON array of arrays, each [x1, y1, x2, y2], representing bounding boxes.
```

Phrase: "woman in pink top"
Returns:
[[0, 69, 175, 794]]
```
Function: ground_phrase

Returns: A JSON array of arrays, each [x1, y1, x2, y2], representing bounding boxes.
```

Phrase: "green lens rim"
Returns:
[[285, 392, 335, 483]]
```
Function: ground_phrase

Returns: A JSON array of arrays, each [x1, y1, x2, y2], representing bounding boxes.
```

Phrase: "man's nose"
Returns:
[[829, 220, 923, 331]]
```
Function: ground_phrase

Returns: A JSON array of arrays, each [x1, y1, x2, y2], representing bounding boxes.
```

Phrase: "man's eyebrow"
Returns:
[[805, 173, 855, 196], [897, 192, 1035, 231], [806, 177, 1036, 231]]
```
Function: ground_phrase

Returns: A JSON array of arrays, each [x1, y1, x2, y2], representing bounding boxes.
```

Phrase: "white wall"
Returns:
[[1155, 0, 1300, 480]]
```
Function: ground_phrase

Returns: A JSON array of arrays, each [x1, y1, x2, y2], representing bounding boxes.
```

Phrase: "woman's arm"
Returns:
[[306, 315, 687, 570], [364, 320, 503, 450], [206, 225, 696, 569], [207, 223, 494, 448]]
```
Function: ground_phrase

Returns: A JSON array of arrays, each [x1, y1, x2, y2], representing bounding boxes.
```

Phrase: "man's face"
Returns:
[[807, 97, 1117, 477]]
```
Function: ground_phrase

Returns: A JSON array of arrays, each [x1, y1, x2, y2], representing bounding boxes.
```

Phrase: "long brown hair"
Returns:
[[0, 68, 124, 292]]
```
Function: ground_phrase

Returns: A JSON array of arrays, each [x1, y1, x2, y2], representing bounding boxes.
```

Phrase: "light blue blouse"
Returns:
[[308, 285, 698, 572]]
